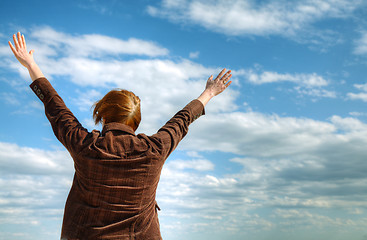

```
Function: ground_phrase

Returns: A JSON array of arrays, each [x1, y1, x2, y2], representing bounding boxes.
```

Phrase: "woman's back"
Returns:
[[47, 95, 205, 239]]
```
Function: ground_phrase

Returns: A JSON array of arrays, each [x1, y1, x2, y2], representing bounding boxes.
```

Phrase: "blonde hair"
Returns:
[[93, 89, 141, 131]]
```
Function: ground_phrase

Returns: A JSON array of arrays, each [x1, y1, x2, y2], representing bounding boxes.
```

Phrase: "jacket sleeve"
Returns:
[[148, 99, 205, 160], [30, 77, 89, 155]]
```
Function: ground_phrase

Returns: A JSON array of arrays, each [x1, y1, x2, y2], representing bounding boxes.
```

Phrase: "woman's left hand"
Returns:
[[8, 32, 36, 69]]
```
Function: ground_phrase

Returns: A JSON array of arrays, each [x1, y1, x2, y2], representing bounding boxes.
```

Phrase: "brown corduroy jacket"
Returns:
[[30, 77, 205, 240]]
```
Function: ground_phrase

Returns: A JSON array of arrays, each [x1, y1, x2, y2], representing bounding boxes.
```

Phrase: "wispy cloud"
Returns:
[[166, 158, 215, 171], [347, 83, 367, 102], [0, 142, 73, 175], [348, 92, 367, 102], [147, 0, 362, 45], [189, 51, 200, 59], [242, 68, 336, 98], [183, 111, 367, 157], [354, 31, 367, 55], [246, 70, 328, 87], [28, 26, 169, 58], [0, 92, 21, 106], [76, 0, 115, 15], [71, 89, 102, 112]]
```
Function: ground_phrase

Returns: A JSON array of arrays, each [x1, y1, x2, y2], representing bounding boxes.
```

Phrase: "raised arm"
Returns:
[[8, 32, 44, 81], [197, 68, 232, 107], [148, 69, 232, 160], [9, 32, 89, 155]]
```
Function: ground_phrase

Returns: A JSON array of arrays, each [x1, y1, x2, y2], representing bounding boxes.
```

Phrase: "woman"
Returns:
[[9, 32, 232, 240]]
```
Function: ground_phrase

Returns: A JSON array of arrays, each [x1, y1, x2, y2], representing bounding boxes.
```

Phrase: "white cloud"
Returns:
[[354, 31, 367, 55], [147, 0, 362, 43], [347, 83, 367, 102], [166, 159, 215, 171], [0, 142, 73, 239], [349, 112, 367, 117], [330, 115, 367, 132], [189, 51, 200, 59], [170, 109, 367, 219], [157, 114, 367, 234], [354, 83, 367, 91], [184, 110, 367, 160], [72, 89, 102, 112], [28, 26, 169, 58], [0, 142, 73, 175], [77, 0, 113, 15], [294, 86, 337, 98], [347, 92, 367, 102], [246, 70, 328, 87], [0, 92, 21, 105], [242, 69, 336, 98], [0, 45, 9, 56], [272, 209, 365, 229]]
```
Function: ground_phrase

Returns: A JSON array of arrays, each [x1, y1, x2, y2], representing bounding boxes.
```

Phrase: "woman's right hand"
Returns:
[[204, 68, 232, 97], [197, 68, 232, 107]]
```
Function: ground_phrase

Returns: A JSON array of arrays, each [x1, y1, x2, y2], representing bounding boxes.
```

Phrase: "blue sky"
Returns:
[[1, 0, 367, 239]]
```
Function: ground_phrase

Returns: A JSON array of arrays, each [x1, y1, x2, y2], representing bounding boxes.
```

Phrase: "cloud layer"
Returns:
[[147, 0, 363, 45]]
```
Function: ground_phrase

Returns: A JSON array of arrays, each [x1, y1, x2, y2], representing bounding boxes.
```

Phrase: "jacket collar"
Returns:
[[101, 122, 136, 136]]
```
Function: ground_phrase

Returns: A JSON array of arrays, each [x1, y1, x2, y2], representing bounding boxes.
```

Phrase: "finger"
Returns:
[[215, 68, 226, 81], [8, 41, 17, 55], [221, 71, 231, 83], [222, 70, 231, 80], [222, 73, 232, 84], [225, 81, 232, 88], [13, 34, 20, 50], [22, 34, 27, 50], [208, 75, 213, 81], [17, 32, 23, 48]]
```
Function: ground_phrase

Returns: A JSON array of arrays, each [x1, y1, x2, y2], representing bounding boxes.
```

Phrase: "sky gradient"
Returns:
[[1, 0, 367, 239]]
